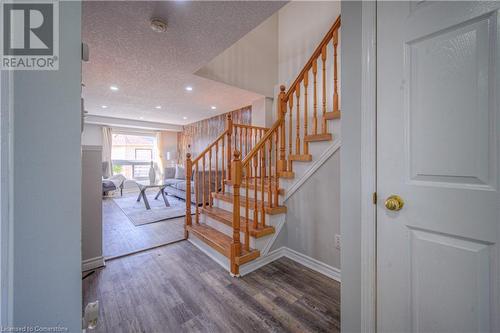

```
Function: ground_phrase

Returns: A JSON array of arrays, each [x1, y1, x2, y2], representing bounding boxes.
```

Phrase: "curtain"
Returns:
[[155, 132, 164, 180], [102, 126, 113, 178]]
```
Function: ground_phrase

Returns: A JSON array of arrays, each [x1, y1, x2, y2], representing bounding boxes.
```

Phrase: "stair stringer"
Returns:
[[238, 119, 341, 276]]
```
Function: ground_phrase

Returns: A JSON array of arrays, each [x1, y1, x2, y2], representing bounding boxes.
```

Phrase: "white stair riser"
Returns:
[[212, 198, 283, 228], [188, 233, 230, 271], [201, 214, 270, 250], [224, 185, 284, 206]]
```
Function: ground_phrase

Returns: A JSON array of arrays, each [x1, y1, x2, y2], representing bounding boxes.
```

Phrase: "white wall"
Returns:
[[340, 2, 363, 332], [271, 152, 341, 268], [9, 2, 82, 330], [196, 13, 279, 98], [270, 1, 341, 271], [82, 123, 102, 146], [82, 146, 103, 267], [251, 97, 274, 128], [278, 1, 341, 86]]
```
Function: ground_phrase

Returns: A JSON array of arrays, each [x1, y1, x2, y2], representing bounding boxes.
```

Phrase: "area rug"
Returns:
[[113, 192, 194, 226]]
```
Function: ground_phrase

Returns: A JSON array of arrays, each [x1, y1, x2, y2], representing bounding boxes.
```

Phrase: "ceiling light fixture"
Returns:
[[139, 116, 144, 120], [101, 105, 108, 109], [155, 105, 162, 109], [185, 86, 193, 91], [109, 85, 119, 91], [183, 116, 187, 120], [150, 18, 167, 33], [210, 106, 217, 110]]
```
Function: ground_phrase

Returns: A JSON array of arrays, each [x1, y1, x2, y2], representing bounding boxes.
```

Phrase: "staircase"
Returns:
[[184, 16, 341, 276]]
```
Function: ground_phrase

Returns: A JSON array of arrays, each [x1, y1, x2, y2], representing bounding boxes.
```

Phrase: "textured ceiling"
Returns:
[[82, 1, 285, 125]]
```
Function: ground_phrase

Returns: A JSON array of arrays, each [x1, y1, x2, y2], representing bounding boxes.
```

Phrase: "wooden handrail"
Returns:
[[242, 119, 283, 167], [283, 16, 340, 102], [233, 123, 269, 132], [192, 130, 228, 165]]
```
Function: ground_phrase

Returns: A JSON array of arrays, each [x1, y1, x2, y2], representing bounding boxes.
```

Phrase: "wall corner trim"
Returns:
[[240, 247, 341, 282], [82, 256, 105, 272]]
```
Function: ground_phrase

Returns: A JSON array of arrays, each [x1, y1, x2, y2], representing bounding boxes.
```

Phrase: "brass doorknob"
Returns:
[[385, 195, 404, 211]]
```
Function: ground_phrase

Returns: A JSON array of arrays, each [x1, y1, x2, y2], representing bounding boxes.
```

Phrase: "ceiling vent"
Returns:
[[150, 18, 167, 33]]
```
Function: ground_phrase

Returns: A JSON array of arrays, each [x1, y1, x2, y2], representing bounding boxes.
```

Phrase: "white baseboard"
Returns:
[[285, 247, 341, 282], [82, 256, 105, 272], [240, 247, 341, 282]]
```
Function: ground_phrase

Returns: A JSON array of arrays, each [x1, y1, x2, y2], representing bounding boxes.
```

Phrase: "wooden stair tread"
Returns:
[[324, 111, 341, 120], [278, 171, 295, 179], [225, 178, 284, 195], [304, 133, 333, 142], [201, 206, 275, 238], [187, 224, 260, 264], [289, 154, 312, 162], [212, 192, 287, 215]]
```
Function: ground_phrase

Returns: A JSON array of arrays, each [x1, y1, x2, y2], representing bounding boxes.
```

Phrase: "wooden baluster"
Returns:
[[202, 155, 206, 208], [195, 161, 199, 224], [288, 94, 293, 172], [321, 44, 327, 134], [313, 60, 318, 135], [274, 131, 279, 207], [278, 86, 287, 172], [233, 126, 237, 152], [253, 155, 258, 229], [295, 84, 301, 155], [303, 70, 309, 154], [268, 137, 273, 208], [239, 127, 243, 157], [208, 148, 212, 207], [254, 129, 258, 176], [185, 153, 192, 238], [226, 114, 232, 181], [221, 136, 225, 193], [333, 29, 339, 115], [245, 164, 250, 252], [215, 141, 219, 196], [245, 127, 248, 158], [230, 150, 242, 276], [260, 145, 266, 227]]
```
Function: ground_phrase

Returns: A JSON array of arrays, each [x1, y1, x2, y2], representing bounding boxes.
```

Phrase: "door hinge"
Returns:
[[372, 192, 377, 205]]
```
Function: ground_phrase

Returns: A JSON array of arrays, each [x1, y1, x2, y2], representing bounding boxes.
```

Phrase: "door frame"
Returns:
[[0, 69, 14, 326], [360, 1, 377, 332]]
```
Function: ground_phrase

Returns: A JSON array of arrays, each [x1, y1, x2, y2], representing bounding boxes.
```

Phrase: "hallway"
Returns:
[[83, 241, 340, 332]]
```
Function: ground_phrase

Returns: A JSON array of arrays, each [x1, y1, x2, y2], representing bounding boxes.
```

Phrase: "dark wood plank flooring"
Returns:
[[103, 198, 185, 258], [83, 241, 340, 332]]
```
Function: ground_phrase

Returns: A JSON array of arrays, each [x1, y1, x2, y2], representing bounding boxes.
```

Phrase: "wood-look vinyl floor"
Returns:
[[103, 198, 185, 258], [83, 241, 340, 333]]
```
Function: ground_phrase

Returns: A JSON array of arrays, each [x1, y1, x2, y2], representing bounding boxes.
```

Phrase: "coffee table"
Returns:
[[136, 182, 170, 210]]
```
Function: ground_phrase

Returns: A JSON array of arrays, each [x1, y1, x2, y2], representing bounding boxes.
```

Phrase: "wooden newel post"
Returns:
[[278, 85, 287, 172], [230, 150, 242, 276], [226, 114, 233, 181], [185, 153, 192, 238]]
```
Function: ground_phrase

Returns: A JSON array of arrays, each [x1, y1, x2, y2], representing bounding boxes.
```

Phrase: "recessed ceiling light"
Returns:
[[139, 116, 144, 120], [183, 116, 188, 120], [185, 86, 193, 91], [155, 105, 162, 109], [110, 85, 119, 91], [210, 106, 217, 110], [101, 105, 108, 109]]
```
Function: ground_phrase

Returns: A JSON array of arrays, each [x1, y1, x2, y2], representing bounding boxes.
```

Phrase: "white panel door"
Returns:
[[377, 2, 500, 332]]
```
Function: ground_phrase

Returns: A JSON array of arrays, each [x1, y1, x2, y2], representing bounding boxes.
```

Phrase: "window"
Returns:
[[111, 133, 157, 180]]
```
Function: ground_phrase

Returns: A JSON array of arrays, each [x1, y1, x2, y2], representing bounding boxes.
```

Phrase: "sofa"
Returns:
[[163, 166, 220, 205]]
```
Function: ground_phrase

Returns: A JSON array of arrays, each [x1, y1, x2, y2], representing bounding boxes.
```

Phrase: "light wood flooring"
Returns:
[[83, 241, 340, 332], [103, 198, 185, 258]]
